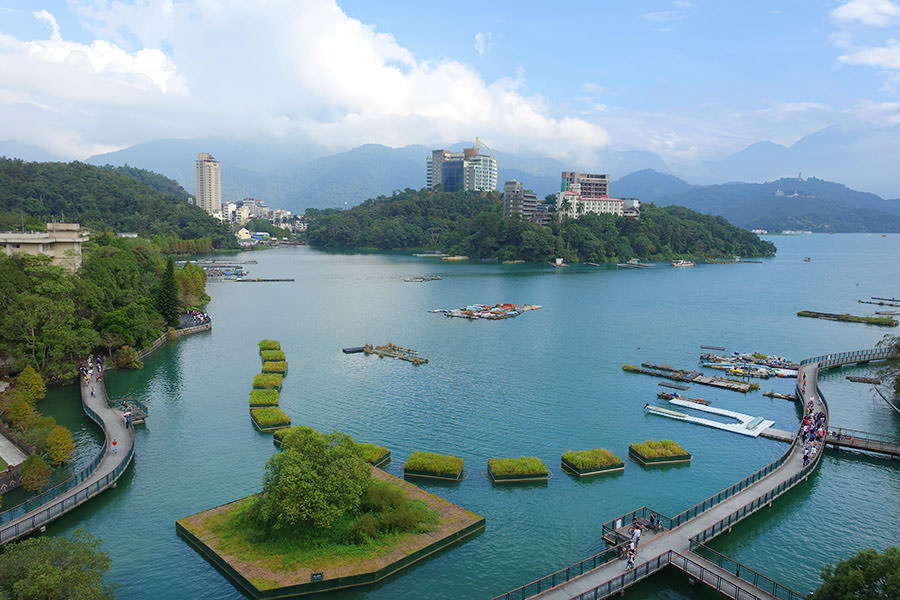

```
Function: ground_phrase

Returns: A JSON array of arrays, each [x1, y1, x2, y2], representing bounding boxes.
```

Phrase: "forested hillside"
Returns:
[[0, 159, 236, 248], [306, 189, 775, 263]]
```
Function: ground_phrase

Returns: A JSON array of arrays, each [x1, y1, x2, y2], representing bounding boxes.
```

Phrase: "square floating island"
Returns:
[[404, 452, 464, 481], [250, 407, 291, 432], [176, 469, 484, 598], [249, 389, 279, 407], [258, 339, 281, 352], [561, 448, 625, 477], [261, 361, 288, 374], [487, 457, 549, 483], [252, 373, 283, 390], [629, 439, 692, 465], [260, 349, 285, 361]]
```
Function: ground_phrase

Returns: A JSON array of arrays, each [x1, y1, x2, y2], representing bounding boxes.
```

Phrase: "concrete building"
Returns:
[[0, 223, 88, 272], [502, 180, 538, 220], [195, 153, 222, 215], [561, 171, 610, 198], [557, 184, 641, 221], [426, 147, 498, 192]]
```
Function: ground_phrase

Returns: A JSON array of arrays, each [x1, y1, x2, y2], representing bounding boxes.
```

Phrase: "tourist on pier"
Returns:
[[625, 548, 635, 571], [631, 525, 641, 547], [648, 513, 658, 531], [111, 439, 117, 454]]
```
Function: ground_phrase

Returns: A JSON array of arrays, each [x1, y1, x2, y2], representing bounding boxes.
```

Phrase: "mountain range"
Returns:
[[2, 123, 899, 231]]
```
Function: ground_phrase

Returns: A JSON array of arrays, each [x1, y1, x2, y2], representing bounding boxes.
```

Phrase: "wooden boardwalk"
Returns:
[[0, 371, 135, 544], [494, 347, 898, 600]]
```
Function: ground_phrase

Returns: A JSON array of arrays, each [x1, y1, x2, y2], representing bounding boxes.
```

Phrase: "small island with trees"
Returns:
[[176, 427, 484, 597]]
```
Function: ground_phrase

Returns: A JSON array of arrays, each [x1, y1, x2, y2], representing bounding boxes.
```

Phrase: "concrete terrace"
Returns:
[[495, 347, 897, 600], [0, 370, 135, 544]]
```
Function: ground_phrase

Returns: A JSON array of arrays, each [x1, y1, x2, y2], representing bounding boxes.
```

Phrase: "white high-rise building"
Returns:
[[426, 147, 497, 192], [195, 153, 222, 215]]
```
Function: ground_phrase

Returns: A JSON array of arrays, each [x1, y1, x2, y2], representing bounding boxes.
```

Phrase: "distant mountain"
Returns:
[[684, 124, 900, 199], [0, 140, 61, 163], [612, 169, 695, 203]]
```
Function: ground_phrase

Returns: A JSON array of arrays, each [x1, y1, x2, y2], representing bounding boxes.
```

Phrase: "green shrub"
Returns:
[[260, 350, 285, 361], [487, 456, 548, 476], [562, 448, 622, 469], [258, 339, 281, 351], [356, 442, 389, 465], [404, 451, 463, 475], [20, 454, 51, 492], [629, 439, 689, 458], [251, 407, 291, 428], [253, 373, 283, 389], [250, 389, 279, 407], [113, 345, 143, 369], [261, 361, 287, 374]]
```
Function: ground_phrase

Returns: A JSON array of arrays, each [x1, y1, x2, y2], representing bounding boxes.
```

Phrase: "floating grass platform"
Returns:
[[261, 360, 288, 374], [629, 440, 692, 465], [797, 310, 898, 327], [250, 407, 291, 432], [175, 469, 484, 598], [249, 389, 279, 407], [404, 452, 464, 481], [362, 343, 428, 365], [487, 457, 549, 482], [560, 449, 624, 477], [258, 339, 281, 351], [260, 350, 285, 361], [252, 373, 283, 389]]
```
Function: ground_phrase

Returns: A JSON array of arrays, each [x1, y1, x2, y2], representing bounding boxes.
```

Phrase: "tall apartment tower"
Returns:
[[502, 180, 538, 219], [561, 171, 609, 197], [195, 152, 222, 215], [426, 147, 497, 192]]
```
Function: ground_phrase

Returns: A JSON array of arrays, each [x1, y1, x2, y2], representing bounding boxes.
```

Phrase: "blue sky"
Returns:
[[0, 1, 898, 166]]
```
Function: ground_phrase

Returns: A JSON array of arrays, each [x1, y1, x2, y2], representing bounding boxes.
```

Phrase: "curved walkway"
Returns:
[[496, 347, 896, 600], [0, 370, 135, 544]]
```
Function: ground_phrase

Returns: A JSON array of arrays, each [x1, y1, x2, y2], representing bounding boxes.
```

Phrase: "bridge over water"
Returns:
[[0, 370, 135, 544], [493, 346, 897, 600]]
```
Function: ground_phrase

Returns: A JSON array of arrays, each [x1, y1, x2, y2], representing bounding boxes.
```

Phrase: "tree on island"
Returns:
[[811, 547, 900, 600], [877, 335, 900, 403], [253, 428, 370, 530], [0, 529, 115, 599], [155, 256, 180, 328]]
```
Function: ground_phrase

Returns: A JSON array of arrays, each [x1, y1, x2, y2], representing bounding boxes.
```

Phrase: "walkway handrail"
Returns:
[[799, 347, 896, 367], [826, 426, 896, 444], [689, 543, 806, 600], [490, 541, 632, 600], [568, 551, 672, 600]]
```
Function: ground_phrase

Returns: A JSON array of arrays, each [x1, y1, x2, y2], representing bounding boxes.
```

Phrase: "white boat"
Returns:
[[671, 259, 696, 267], [617, 258, 654, 268]]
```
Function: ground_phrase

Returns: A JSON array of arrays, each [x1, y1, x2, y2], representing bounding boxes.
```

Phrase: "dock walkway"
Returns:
[[495, 346, 897, 600], [0, 371, 134, 544]]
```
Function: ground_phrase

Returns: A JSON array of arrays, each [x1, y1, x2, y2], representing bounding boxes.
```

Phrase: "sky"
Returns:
[[0, 0, 899, 166]]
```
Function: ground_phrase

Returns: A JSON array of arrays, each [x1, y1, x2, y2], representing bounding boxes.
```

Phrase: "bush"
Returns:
[[250, 407, 291, 428], [488, 456, 548, 476], [252, 373, 283, 389], [20, 454, 51, 492], [113, 345, 144, 369], [7, 399, 35, 429], [260, 350, 285, 361], [258, 339, 281, 351], [629, 439, 689, 458], [14, 366, 46, 404], [347, 480, 435, 543], [404, 451, 463, 475], [261, 361, 287, 374], [562, 448, 622, 469], [249, 389, 279, 407], [46, 425, 75, 465]]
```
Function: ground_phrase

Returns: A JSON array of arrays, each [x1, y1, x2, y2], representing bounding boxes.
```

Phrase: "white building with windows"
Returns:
[[426, 147, 497, 192], [195, 153, 222, 215], [557, 184, 640, 221]]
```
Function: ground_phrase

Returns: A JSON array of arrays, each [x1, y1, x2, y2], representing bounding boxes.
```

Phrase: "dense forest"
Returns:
[[305, 189, 775, 263], [0, 159, 236, 249], [0, 236, 208, 381]]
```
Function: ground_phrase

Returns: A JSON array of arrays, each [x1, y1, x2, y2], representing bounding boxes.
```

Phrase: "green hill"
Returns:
[[306, 189, 775, 263], [0, 159, 236, 248]]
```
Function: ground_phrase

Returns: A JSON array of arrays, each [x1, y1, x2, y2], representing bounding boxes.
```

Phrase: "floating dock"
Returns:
[[657, 392, 711, 405], [659, 382, 690, 391], [342, 347, 365, 354], [700, 345, 727, 351], [625, 364, 753, 392], [763, 391, 796, 400], [362, 343, 428, 365], [644, 399, 775, 438], [434, 303, 541, 320], [846, 376, 881, 384], [231, 278, 295, 283]]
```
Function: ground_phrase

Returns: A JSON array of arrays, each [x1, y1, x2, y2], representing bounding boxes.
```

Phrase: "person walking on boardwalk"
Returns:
[[631, 524, 642, 548], [111, 439, 117, 455], [625, 548, 635, 571]]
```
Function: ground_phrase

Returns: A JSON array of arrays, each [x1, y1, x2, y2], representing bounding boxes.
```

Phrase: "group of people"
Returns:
[[182, 310, 211, 327], [79, 354, 104, 386], [624, 513, 660, 570], [799, 398, 828, 466]]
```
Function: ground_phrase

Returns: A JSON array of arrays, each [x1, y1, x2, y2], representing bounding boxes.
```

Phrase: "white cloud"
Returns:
[[830, 0, 900, 27], [644, 11, 682, 22], [0, 1, 609, 163], [474, 32, 491, 56], [839, 38, 900, 69]]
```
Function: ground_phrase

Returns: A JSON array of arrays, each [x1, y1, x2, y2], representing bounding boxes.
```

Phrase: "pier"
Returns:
[[0, 370, 135, 544], [362, 343, 429, 365], [624, 364, 753, 392], [763, 391, 796, 400], [494, 346, 897, 600]]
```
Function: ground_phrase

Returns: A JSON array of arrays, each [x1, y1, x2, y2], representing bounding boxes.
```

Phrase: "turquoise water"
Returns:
[[34, 234, 900, 599]]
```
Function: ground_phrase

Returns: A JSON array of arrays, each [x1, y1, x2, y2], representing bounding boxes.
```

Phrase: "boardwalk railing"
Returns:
[[567, 551, 671, 600], [799, 347, 896, 368], [690, 544, 806, 600], [490, 542, 631, 600]]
